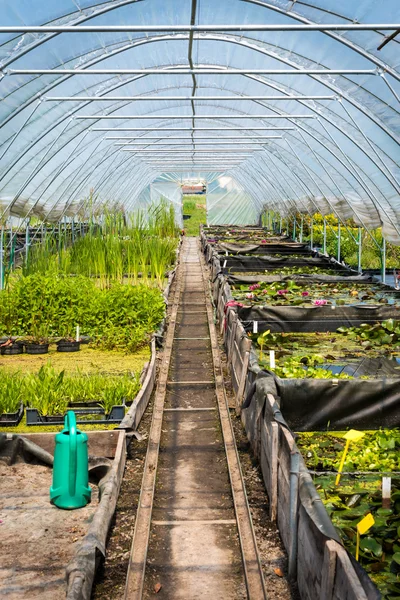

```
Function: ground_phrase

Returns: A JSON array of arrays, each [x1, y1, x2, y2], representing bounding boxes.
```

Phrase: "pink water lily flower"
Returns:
[[277, 289, 289, 295], [261, 239, 267, 244], [301, 291, 310, 297], [312, 299, 328, 306], [249, 283, 261, 291], [245, 293, 255, 300]]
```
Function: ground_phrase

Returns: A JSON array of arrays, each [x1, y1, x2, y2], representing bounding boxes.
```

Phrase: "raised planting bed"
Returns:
[[212, 241, 310, 256], [214, 275, 400, 332], [226, 265, 360, 277], [249, 326, 400, 380], [209, 252, 351, 280], [239, 380, 380, 600], [224, 310, 400, 430], [0, 429, 126, 600], [231, 280, 400, 307], [297, 430, 400, 599]]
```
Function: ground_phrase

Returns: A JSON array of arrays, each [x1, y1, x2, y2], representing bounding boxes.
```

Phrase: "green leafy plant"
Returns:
[[25, 365, 67, 416], [0, 371, 24, 415]]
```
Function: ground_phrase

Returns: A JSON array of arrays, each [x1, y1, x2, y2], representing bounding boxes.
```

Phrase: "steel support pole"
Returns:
[[77, 114, 315, 119], [1, 24, 398, 32], [44, 94, 336, 101], [0, 226, 4, 290], [94, 127, 296, 131], [337, 219, 341, 262], [323, 218, 327, 255], [25, 221, 30, 267], [6, 68, 379, 75], [382, 237, 386, 284], [358, 227, 362, 273]]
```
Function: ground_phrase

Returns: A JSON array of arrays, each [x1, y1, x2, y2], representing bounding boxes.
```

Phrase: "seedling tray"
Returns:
[[26, 403, 125, 426], [0, 402, 24, 427]]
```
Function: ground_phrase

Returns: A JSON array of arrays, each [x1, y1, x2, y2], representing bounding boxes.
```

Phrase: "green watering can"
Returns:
[[50, 411, 91, 510]]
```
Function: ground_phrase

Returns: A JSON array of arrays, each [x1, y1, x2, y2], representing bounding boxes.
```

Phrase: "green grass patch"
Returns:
[[183, 194, 207, 236]]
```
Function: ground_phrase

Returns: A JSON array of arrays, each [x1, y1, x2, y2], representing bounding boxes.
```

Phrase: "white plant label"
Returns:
[[269, 350, 276, 369], [253, 321, 258, 333], [382, 477, 391, 508]]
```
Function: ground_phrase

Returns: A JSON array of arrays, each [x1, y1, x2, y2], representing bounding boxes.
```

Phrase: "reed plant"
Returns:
[[0, 371, 23, 415]]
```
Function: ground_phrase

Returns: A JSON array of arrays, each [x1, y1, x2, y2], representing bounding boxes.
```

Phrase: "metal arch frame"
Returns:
[[0, 0, 145, 71], [0, 34, 397, 180], [0, 96, 392, 234], [0, 85, 398, 226], [1, 30, 398, 151], [242, 0, 400, 84], [0, 31, 398, 149], [1, 24, 399, 33], [0, 110, 388, 230], [0, 13, 396, 218], [0, 51, 398, 218], [0, 87, 390, 230]]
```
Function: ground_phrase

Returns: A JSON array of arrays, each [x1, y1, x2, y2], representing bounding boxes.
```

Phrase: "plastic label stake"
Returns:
[[269, 350, 276, 369], [223, 260, 227, 268], [382, 477, 391, 509], [76, 325, 80, 342], [335, 429, 365, 486], [253, 321, 258, 333], [356, 513, 375, 560]]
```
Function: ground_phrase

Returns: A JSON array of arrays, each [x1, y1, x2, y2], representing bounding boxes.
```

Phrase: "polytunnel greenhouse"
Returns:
[[0, 2, 399, 599]]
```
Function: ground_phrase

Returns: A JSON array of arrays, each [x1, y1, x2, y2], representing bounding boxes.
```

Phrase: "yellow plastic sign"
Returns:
[[343, 429, 365, 442], [356, 513, 375, 560], [357, 513, 375, 535], [335, 430, 365, 486]]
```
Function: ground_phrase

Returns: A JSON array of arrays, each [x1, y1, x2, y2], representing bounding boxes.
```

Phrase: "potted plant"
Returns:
[[0, 372, 24, 426], [24, 322, 51, 354], [0, 336, 24, 355], [56, 326, 81, 353]]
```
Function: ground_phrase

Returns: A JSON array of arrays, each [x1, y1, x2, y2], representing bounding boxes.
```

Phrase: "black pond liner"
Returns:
[[242, 375, 381, 600], [56, 340, 81, 353], [247, 360, 400, 432], [226, 273, 375, 285], [25, 343, 50, 355], [26, 403, 125, 426], [216, 241, 310, 255], [237, 303, 400, 332], [0, 342, 24, 355], [0, 402, 24, 427], [218, 255, 349, 270]]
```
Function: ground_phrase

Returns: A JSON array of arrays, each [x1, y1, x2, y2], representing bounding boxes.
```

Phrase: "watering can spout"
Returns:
[[50, 411, 91, 510]]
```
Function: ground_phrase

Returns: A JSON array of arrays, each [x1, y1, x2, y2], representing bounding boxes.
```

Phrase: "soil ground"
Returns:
[[0, 462, 98, 600]]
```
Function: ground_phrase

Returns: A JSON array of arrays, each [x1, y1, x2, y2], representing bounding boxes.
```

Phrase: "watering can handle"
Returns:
[[65, 411, 77, 497]]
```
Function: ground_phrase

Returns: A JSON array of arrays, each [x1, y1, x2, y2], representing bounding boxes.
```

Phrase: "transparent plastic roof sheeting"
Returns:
[[139, 177, 183, 227], [0, 0, 398, 238], [207, 176, 259, 225]]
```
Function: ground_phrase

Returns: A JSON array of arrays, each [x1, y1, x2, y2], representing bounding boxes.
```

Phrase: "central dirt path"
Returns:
[[124, 237, 266, 599], [142, 237, 247, 599]]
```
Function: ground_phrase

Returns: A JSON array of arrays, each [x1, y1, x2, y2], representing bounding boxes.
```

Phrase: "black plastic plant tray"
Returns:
[[26, 404, 125, 426], [0, 402, 24, 427]]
